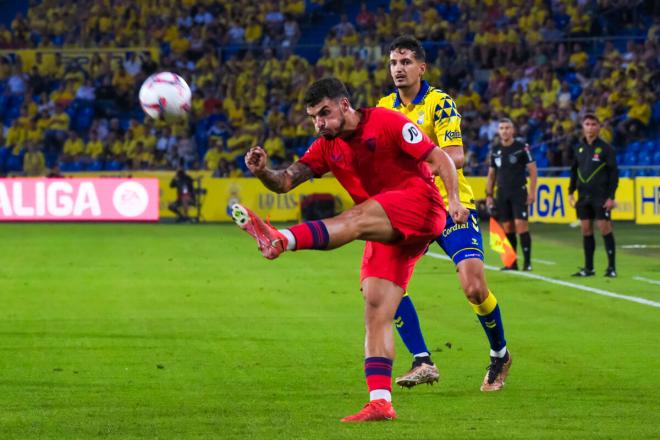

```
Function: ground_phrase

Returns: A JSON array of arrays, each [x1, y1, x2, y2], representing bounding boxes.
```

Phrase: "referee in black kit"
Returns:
[[486, 118, 537, 271], [568, 114, 619, 278]]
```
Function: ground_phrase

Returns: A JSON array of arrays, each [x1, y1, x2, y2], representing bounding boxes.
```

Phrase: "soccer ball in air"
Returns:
[[139, 72, 191, 119]]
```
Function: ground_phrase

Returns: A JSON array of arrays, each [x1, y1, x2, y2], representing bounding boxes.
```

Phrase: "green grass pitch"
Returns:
[[1, 222, 659, 439]]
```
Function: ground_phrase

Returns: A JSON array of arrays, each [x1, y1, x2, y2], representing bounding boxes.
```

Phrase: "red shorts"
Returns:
[[360, 188, 446, 290]]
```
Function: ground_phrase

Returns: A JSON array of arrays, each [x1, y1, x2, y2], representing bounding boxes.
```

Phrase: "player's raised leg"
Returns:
[[232, 198, 398, 259], [456, 258, 511, 391], [341, 277, 401, 422]]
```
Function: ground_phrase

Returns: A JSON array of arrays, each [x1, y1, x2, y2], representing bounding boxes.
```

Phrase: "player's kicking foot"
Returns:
[[604, 267, 617, 278], [480, 351, 512, 392], [231, 204, 287, 260], [395, 359, 440, 388], [340, 399, 396, 422], [572, 267, 595, 277]]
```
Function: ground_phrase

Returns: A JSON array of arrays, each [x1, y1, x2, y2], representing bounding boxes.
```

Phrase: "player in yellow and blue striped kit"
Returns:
[[377, 36, 511, 392]]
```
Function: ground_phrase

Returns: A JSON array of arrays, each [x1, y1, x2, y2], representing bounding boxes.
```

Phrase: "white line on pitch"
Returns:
[[633, 276, 660, 287], [621, 244, 660, 249], [532, 258, 556, 265], [425, 252, 660, 308]]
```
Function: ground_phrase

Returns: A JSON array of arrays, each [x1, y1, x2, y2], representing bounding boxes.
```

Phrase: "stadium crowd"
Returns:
[[0, 0, 658, 178]]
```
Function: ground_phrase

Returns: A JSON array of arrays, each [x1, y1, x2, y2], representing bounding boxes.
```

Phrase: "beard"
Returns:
[[321, 114, 346, 140]]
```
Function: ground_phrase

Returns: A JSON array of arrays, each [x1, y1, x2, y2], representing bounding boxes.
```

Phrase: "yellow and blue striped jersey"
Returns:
[[377, 80, 476, 209]]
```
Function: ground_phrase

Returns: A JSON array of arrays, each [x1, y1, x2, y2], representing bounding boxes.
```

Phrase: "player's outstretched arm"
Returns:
[[245, 146, 314, 193], [426, 147, 469, 224]]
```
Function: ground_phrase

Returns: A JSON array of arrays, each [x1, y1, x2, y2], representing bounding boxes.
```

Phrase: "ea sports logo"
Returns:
[[402, 122, 422, 144], [113, 182, 149, 217]]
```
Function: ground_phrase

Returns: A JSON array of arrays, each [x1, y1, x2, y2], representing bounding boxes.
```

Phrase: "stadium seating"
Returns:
[[0, 0, 657, 177]]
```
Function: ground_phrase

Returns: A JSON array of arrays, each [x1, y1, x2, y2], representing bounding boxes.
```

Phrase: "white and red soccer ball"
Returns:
[[139, 72, 191, 119]]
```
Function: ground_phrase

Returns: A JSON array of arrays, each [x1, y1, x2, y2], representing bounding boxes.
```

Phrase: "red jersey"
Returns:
[[300, 107, 443, 207]]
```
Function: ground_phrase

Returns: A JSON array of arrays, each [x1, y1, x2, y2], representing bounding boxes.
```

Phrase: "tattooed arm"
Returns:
[[245, 146, 314, 193]]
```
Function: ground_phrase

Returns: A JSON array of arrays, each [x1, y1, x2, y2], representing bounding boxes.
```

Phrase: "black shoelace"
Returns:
[[412, 356, 432, 368], [486, 355, 507, 384]]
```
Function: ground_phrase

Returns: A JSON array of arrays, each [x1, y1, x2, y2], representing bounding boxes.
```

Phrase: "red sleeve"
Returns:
[[298, 138, 330, 177], [382, 109, 437, 161]]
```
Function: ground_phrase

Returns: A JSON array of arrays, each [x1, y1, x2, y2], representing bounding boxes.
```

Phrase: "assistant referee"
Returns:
[[486, 118, 537, 271], [568, 114, 619, 277]]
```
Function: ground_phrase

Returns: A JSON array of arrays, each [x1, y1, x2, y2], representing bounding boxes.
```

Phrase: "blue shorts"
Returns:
[[435, 209, 484, 265]]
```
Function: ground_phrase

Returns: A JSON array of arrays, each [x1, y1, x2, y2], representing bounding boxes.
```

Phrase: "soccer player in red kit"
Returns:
[[232, 77, 469, 422]]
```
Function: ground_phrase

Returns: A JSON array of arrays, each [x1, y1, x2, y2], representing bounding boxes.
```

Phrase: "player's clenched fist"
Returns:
[[448, 202, 470, 224], [245, 146, 268, 175]]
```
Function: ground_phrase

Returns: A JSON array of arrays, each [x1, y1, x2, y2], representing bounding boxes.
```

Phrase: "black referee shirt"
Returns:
[[568, 137, 618, 200], [490, 140, 534, 193]]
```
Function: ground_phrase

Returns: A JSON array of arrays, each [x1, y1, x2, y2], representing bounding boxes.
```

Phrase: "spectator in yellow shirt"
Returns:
[[617, 97, 652, 140], [203, 140, 224, 170], [6, 119, 27, 153], [245, 17, 263, 44], [48, 105, 70, 132], [569, 43, 588, 69], [62, 130, 84, 162], [23, 142, 46, 177], [25, 120, 43, 146], [112, 65, 135, 108], [50, 81, 75, 108], [263, 129, 286, 164], [227, 129, 253, 155], [109, 133, 126, 162], [138, 125, 157, 152], [86, 131, 105, 161], [131, 142, 153, 169]]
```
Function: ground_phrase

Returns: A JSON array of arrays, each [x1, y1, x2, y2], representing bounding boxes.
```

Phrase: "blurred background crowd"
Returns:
[[0, 0, 658, 178]]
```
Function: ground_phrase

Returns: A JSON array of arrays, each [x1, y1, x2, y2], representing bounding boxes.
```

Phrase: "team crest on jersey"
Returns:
[[417, 111, 425, 125], [330, 148, 343, 162], [365, 137, 376, 152], [493, 151, 502, 167], [509, 154, 518, 164]]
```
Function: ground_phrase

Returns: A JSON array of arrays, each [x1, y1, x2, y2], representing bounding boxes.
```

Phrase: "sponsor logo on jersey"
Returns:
[[442, 222, 469, 237], [402, 122, 423, 144], [444, 130, 462, 142]]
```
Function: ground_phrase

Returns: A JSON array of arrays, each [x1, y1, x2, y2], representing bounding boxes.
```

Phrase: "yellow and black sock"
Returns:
[[471, 291, 507, 357]]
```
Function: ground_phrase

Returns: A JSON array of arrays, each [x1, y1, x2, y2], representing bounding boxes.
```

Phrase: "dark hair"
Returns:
[[498, 117, 514, 125], [303, 77, 351, 107], [582, 113, 600, 123], [388, 35, 426, 61]]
